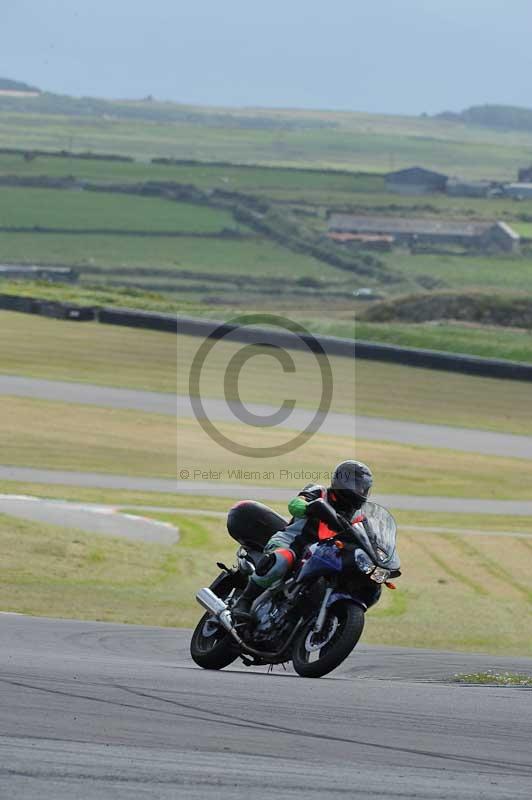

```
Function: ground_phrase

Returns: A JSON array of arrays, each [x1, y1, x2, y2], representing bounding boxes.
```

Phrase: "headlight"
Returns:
[[371, 567, 391, 584], [355, 549, 374, 575]]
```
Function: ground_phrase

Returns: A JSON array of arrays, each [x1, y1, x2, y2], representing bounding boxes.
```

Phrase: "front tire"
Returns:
[[190, 574, 239, 670], [292, 602, 365, 678]]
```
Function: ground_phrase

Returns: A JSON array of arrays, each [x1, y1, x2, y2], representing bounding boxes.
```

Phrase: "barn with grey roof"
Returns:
[[327, 213, 520, 252]]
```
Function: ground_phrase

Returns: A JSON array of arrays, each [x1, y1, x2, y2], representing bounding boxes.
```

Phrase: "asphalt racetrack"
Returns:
[[0, 495, 178, 543], [2, 374, 532, 459], [2, 373, 532, 798], [1, 615, 531, 800]]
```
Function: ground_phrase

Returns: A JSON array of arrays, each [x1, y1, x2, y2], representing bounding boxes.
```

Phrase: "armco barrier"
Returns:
[[0, 294, 37, 313], [99, 306, 178, 333], [0, 293, 95, 321], [1, 294, 532, 382], [353, 339, 532, 381], [176, 314, 532, 382], [36, 300, 96, 321]]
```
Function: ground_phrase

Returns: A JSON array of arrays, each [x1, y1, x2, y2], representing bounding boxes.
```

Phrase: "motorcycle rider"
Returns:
[[232, 460, 374, 618]]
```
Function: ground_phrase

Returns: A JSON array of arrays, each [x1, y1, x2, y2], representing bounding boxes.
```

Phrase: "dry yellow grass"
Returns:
[[3, 311, 531, 435], [177, 415, 532, 499], [0, 396, 176, 477], [164, 511, 532, 655], [0, 310, 176, 391], [179, 333, 532, 435], [3, 508, 527, 656], [2, 394, 532, 498]]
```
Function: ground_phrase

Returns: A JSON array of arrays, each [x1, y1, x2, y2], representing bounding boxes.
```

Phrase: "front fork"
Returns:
[[312, 587, 333, 634]]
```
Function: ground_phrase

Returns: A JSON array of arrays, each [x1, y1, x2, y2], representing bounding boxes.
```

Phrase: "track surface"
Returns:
[[0, 495, 178, 543], [3, 465, 532, 515], [0, 615, 531, 800], [3, 374, 532, 458]]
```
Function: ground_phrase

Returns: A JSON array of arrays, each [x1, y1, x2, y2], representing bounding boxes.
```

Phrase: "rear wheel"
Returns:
[[292, 602, 364, 678], [190, 574, 239, 670]]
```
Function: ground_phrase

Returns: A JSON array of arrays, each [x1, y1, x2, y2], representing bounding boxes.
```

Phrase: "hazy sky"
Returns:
[[3, 0, 532, 114]]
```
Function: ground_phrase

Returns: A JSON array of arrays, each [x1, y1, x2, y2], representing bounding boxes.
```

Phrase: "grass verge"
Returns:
[[2, 508, 529, 656], [0, 396, 176, 477], [0, 310, 177, 391], [176, 416, 532, 499], [2, 311, 532, 435], [1, 483, 531, 534], [452, 672, 532, 685], [0, 512, 190, 626], [152, 509, 532, 654], [3, 394, 532, 498]]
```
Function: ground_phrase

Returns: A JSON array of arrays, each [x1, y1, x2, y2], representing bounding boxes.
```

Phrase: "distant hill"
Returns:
[[0, 77, 40, 93], [436, 104, 532, 133], [0, 84, 335, 131]]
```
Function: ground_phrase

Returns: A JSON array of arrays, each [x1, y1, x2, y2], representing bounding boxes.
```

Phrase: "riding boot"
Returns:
[[232, 580, 263, 618]]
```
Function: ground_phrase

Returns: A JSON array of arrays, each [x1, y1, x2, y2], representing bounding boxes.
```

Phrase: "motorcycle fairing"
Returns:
[[327, 591, 367, 611], [297, 542, 343, 582]]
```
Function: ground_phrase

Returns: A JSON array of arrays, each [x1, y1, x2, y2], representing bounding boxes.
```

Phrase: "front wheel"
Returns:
[[292, 602, 365, 678], [190, 574, 239, 670]]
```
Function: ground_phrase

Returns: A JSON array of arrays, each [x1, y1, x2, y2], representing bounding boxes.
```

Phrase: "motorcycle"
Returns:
[[190, 499, 401, 678]]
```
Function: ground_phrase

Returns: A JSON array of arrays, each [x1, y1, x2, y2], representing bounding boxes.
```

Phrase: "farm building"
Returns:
[[385, 167, 448, 195], [504, 183, 532, 200], [327, 232, 393, 251], [518, 166, 532, 182], [446, 179, 496, 198], [327, 214, 520, 252]]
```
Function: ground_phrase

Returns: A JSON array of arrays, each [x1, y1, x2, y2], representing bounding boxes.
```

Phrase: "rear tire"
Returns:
[[292, 602, 365, 679], [190, 574, 239, 670]]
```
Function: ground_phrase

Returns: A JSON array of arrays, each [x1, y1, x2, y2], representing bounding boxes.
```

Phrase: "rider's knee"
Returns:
[[252, 548, 295, 588]]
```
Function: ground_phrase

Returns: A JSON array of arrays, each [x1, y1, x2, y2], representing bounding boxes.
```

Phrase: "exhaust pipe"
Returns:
[[197, 587, 228, 617], [196, 587, 304, 661], [196, 587, 245, 645]]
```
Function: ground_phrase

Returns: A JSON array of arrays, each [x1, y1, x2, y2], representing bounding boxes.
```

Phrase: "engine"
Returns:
[[252, 596, 292, 644]]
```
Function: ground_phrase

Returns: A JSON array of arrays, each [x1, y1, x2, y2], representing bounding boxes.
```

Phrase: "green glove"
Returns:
[[288, 496, 308, 518]]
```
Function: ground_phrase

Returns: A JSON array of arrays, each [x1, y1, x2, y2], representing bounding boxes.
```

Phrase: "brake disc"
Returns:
[[202, 617, 221, 638], [304, 615, 339, 652]]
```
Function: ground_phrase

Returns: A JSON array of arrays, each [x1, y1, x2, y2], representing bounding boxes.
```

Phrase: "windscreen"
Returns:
[[355, 501, 398, 566]]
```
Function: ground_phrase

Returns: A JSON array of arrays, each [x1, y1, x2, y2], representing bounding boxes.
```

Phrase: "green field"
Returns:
[[0, 152, 385, 194], [332, 320, 532, 364], [4, 151, 532, 217], [2, 155, 532, 309], [0, 231, 342, 281], [314, 188, 532, 220], [383, 251, 532, 294], [2, 105, 532, 179], [512, 222, 532, 238], [1, 508, 528, 655], [0, 186, 236, 232]]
